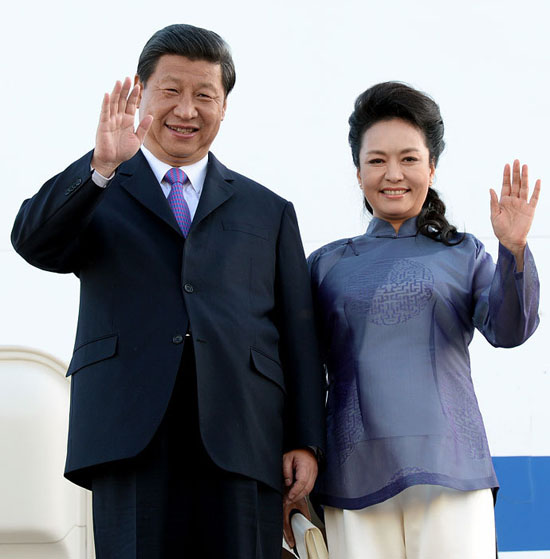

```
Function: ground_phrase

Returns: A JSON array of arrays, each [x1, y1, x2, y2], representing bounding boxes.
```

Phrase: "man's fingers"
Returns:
[[126, 84, 141, 115], [99, 92, 110, 123], [118, 77, 132, 115], [109, 80, 122, 118], [282, 454, 294, 487], [283, 450, 318, 501], [287, 478, 307, 502], [287, 465, 314, 501], [136, 115, 153, 143]]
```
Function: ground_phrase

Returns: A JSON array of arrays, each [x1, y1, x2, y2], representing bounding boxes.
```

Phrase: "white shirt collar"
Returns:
[[140, 145, 208, 195]]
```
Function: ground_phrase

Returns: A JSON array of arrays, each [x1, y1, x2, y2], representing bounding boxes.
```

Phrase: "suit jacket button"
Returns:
[[172, 335, 184, 344], [184, 284, 194, 293]]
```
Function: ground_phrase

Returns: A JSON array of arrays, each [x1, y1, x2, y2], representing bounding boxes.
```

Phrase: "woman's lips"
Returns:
[[380, 189, 409, 197]]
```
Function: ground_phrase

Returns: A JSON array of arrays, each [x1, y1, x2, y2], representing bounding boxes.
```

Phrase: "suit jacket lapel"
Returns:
[[190, 153, 235, 233], [115, 151, 235, 236], [117, 151, 182, 236]]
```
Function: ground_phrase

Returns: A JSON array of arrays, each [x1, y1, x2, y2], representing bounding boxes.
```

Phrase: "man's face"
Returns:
[[136, 54, 226, 166]]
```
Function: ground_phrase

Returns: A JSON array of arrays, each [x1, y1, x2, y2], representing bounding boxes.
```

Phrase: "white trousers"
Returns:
[[324, 485, 495, 559]]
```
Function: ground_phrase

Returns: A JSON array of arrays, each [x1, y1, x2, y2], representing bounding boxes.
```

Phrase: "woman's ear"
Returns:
[[429, 161, 436, 186]]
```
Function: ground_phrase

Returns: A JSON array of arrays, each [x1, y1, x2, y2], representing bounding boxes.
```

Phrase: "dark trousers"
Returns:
[[91, 342, 283, 558]]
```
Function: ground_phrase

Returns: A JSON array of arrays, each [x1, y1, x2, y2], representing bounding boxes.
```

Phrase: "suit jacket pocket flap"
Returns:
[[66, 334, 118, 377], [250, 347, 286, 393], [222, 220, 269, 239]]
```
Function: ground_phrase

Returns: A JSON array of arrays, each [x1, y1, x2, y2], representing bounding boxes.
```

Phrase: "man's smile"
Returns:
[[166, 124, 199, 135]]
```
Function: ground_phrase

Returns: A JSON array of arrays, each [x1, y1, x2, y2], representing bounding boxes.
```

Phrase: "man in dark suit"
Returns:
[[11, 24, 325, 559]]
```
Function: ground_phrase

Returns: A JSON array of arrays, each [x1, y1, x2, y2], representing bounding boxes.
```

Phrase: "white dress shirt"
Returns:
[[92, 146, 208, 220]]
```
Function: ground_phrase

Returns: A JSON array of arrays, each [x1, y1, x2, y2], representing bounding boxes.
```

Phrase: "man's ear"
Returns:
[[134, 75, 143, 108]]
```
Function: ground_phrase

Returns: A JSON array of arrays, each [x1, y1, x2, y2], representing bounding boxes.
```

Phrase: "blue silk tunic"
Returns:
[[308, 217, 540, 509]]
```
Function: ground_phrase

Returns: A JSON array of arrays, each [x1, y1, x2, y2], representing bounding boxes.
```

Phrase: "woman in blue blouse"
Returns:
[[306, 82, 540, 558]]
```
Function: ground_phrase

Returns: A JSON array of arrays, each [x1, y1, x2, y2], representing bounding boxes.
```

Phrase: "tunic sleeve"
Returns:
[[472, 239, 540, 348]]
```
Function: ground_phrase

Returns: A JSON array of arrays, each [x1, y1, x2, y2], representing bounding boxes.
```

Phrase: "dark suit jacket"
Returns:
[[11, 150, 326, 491]]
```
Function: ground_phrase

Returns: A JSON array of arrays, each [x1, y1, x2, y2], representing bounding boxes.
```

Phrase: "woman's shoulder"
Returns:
[[431, 230, 485, 255], [307, 237, 359, 282], [451, 232, 486, 255], [308, 237, 353, 262]]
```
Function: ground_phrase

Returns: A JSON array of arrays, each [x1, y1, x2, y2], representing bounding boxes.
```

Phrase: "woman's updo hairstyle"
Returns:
[[349, 81, 462, 245]]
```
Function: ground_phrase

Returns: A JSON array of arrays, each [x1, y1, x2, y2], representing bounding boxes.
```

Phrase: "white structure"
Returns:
[[0, 347, 93, 559]]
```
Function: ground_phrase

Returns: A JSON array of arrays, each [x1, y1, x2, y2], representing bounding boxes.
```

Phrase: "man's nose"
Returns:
[[173, 96, 198, 119], [385, 161, 404, 182]]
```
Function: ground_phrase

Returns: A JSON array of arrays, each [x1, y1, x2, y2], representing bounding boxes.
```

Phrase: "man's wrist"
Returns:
[[306, 446, 324, 463], [91, 168, 115, 188]]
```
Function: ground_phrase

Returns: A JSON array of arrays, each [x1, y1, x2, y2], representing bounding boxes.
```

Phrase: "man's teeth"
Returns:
[[169, 125, 196, 133]]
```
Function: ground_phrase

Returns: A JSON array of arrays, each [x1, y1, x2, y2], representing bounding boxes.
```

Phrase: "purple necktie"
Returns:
[[164, 168, 192, 237]]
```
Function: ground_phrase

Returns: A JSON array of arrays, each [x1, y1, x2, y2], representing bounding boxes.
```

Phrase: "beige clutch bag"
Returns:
[[283, 512, 329, 559]]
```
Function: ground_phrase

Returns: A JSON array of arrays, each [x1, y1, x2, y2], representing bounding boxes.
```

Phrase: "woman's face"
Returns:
[[357, 118, 435, 232]]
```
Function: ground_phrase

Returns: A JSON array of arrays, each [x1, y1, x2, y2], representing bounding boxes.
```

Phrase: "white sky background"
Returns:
[[1, 0, 549, 455]]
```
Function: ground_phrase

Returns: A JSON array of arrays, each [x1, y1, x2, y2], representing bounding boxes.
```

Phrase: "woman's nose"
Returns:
[[385, 161, 404, 182]]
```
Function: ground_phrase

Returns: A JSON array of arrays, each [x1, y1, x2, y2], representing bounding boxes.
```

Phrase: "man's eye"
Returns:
[[197, 93, 212, 99], [164, 88, 178, 94]]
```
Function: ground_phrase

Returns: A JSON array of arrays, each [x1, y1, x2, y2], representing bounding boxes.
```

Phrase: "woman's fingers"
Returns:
[[489, 188, 500, 219], [501, 160, 539, 202], [529, 179, 541, 208], [501, 163, 511, 198], [511, 159, 521, 196], [519, 164, 529, 200]]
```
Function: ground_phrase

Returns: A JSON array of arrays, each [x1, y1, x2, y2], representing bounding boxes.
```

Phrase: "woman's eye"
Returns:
[[368, 158, 384, 165], [403, 156, 418, 162]]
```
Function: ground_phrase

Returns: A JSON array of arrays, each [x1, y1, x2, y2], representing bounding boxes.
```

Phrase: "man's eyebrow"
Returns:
[[159, 76, 218, 90], [159, 75, 181, 83]]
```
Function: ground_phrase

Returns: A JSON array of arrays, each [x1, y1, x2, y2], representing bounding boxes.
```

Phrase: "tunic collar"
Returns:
[[366, 216, 419, 238]]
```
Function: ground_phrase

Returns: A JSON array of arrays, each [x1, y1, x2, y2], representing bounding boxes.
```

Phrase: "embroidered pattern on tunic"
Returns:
[[439, 378, 488, 459], [345, 259, 434, 326], [327, 377, 363, 466]]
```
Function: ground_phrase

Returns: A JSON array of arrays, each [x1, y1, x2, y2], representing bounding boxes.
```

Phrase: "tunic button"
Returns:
[[172, 335, 184, 344], [184, 284, 194, 293]]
